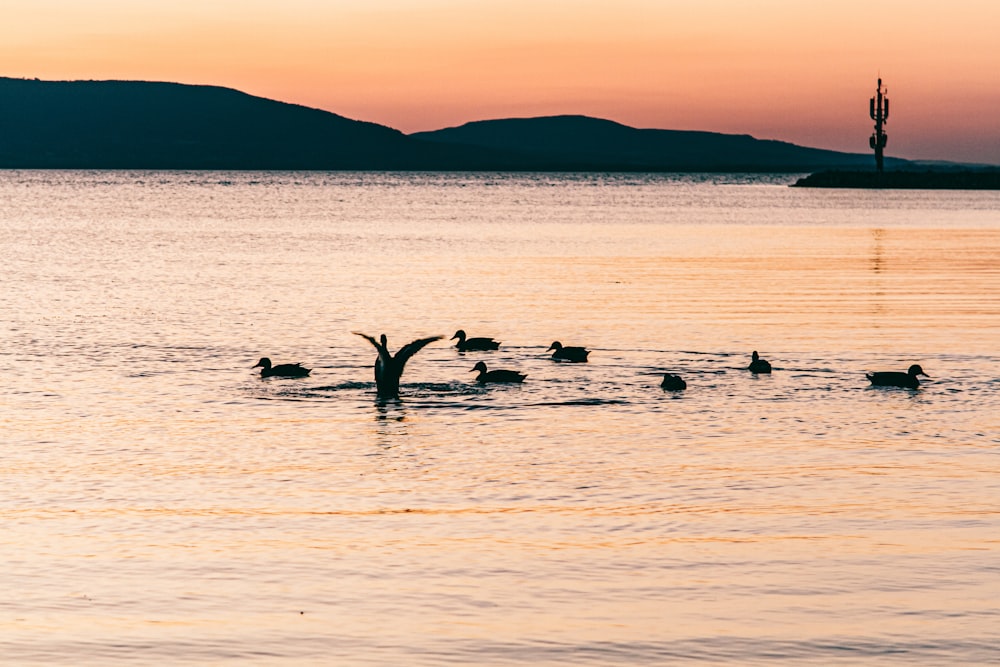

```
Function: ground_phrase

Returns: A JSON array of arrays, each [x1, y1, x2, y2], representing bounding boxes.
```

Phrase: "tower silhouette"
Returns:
[[869, 78, 889, 173]]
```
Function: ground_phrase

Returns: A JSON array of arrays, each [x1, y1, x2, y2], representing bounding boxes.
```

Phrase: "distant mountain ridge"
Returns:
[[1, 77, 902, 171], [411, 115, 899, 171]]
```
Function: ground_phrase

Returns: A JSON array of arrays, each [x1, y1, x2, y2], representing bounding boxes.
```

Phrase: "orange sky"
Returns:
[[3, 0, 999, 163]]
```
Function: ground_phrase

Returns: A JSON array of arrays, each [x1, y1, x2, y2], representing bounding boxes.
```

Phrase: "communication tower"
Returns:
[[869, 78, 889, 173]]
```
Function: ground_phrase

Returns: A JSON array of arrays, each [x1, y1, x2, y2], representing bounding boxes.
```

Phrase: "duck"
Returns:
[[451, 329, 500, 351], [547, 341, 590, 363], [747, 350, 772, 374], [253, 357, 311, 378], [660, 373, 687, 391], [354, 332, 444, 399], [470, 361, 526, 384], [866, 364, 929, 389]]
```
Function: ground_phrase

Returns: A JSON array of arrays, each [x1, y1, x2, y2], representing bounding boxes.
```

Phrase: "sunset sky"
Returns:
[[4, 0, 999, 163]]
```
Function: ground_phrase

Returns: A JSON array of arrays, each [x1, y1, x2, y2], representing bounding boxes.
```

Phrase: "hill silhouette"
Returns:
[[1, 78, 903, 171], [411, 115, 900, 171], [0, 78, 501, 169]]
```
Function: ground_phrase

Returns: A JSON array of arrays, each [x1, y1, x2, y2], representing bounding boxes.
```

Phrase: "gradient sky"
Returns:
[[4, 0, 999, 163]]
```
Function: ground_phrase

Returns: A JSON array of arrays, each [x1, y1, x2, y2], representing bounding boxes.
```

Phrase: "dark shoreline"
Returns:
[[792, 170, 1000, 190]]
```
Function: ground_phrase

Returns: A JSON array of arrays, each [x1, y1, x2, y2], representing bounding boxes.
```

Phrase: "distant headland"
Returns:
[[792, 170, 1000, 189]]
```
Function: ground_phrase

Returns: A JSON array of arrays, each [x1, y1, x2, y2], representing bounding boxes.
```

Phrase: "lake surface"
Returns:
[[1, 171, 998, 665]]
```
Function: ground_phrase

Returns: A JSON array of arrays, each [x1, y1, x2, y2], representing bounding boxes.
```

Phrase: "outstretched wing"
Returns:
[[353, 332, 380, 349], [394, 335, 444, 371], [353, 332, 393, 379]]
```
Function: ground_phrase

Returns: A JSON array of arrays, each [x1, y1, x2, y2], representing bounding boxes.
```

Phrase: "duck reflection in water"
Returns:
[[354, 332, 443, 399], [372, 400, 409, 446]]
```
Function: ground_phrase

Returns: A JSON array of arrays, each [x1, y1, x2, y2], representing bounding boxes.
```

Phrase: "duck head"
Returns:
[[253, 357, 272, 370], [451, 330, 467, 342], [908, 364, 929, 377], [471, 361, 488, 373], [547, 341, 563, 351]]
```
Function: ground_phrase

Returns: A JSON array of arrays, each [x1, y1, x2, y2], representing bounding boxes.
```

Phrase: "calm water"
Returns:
[[1, 171, 998, 665]]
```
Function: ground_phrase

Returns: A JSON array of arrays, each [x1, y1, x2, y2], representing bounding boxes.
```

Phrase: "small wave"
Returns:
[[525, 398, 629, 408], [643, 368, 728, 376], [309, 381, 371, 392]]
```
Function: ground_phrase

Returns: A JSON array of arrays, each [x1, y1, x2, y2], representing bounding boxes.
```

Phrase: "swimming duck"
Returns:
[[253, 357, 311, 378], [451, 329, 500, 351], [747, 350, 772, 374], [470, 361, 526, 384], [547, 341, 590, 363], [660, 373, 687, 391], [866, 364, 928, 389], [354, 332, 444, 399]]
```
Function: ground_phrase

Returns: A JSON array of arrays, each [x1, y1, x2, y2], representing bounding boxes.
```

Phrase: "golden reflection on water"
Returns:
[[1, 173, 998, 665], [481, 226, 999, 355]]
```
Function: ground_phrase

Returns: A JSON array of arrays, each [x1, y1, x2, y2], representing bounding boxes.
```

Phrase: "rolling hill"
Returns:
[[0, 77, 498, 169], [410, 115, 899, 171]]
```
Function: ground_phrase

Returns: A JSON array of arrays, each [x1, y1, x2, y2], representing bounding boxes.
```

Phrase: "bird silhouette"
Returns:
[[253, 357, 311, 378], [470, 361, 526, 384], [867, 364, 928, 389], [547, 341, 590, 362], [451, 329, 500, 351], [660, 373, 687, 390], [353, 332, 443, 399], [747, 350, 772, 374]]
